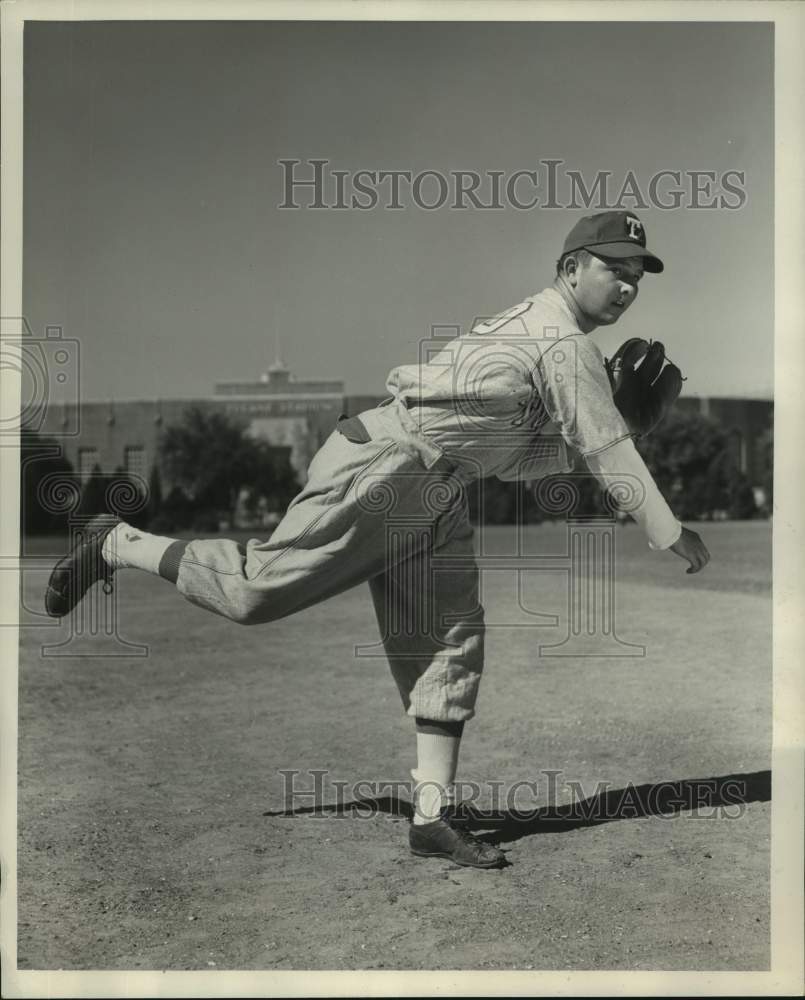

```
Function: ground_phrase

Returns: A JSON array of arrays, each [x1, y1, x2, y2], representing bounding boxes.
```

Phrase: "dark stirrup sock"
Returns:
[[157, 540, 189, 583], [415, 717, 465, 738]]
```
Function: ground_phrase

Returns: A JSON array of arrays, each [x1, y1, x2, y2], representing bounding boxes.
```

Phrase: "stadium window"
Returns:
[[124, 446, 147, 482], [78, 448, 100, 481]]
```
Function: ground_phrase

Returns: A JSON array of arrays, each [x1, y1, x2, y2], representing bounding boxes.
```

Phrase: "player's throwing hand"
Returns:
[[669, 526, 711, 574]]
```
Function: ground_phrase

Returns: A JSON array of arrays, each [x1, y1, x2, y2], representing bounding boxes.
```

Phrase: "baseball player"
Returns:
[[45, 211, 710, 870]]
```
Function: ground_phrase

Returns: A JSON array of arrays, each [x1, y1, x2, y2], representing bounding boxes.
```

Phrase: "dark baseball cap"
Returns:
[[561, 211, 664, 273]]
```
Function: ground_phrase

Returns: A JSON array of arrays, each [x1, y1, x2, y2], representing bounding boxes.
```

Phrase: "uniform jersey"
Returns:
[[385, 287, 633, 483]]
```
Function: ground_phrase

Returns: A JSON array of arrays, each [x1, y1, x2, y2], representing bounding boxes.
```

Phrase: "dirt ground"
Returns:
[[16, 521, 771, 971]]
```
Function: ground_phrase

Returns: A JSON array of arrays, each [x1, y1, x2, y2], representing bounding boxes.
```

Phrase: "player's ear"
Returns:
[[561, 252, 581, 286]]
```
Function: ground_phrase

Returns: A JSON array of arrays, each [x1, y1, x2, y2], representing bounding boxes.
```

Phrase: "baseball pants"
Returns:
[[172, 403, 485, 722]]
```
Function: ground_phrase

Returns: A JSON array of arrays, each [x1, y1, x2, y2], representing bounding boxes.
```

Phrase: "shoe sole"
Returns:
[[409, 846, 506, 869]]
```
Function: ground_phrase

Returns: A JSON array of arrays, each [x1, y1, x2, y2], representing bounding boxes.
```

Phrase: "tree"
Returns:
[[158, 407, 300, 529], [109, 465, 150, 527], [149, 485, 193, 534], [726, 464, 758, 519], [755, 425, 773, 515], [239, 446, 299, 522], [20, 432, 75, 538], [534, 411, 759, 524], [636, 411, 757, 521], [77, 464, 107, 519], [145, 464, 163, 527]]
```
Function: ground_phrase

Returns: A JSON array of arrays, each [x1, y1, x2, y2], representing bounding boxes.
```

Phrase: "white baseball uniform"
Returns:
[[171, 286, 681, 721]]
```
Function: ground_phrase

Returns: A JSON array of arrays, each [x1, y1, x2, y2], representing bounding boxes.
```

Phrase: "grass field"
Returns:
[[17, 520, 771, 971]]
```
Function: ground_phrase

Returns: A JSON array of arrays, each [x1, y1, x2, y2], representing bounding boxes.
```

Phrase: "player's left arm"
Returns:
[[585, 437, 681, 547], [535, 335, 710, 569], [585, 440, 710, 572]]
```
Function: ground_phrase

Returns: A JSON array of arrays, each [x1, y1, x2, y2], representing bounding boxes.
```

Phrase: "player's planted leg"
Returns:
[[410, 722, 462, 825], [408, 720, 505, 869]]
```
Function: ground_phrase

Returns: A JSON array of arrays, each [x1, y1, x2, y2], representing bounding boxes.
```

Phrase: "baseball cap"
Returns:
[[561, 211, 664, 273]]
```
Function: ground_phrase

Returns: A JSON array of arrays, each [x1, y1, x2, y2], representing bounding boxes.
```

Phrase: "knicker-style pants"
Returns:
[[173, 403, 485, 722]]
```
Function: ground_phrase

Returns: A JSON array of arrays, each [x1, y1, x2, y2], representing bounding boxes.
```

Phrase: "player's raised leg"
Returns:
[[44, 516, 168, 618], [43, 417, 455, 629], [44, 514, 215, 619]]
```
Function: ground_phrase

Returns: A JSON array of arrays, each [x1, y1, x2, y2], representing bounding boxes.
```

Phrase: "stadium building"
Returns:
[[31, 359, 773, 505]]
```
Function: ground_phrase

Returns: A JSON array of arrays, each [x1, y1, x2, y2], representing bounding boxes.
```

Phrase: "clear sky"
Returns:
[[23, 20, 773, 402]]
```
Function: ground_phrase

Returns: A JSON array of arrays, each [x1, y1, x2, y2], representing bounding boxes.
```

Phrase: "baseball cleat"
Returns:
[[409, 816, 507, 869], [44, 514, 121, 618]]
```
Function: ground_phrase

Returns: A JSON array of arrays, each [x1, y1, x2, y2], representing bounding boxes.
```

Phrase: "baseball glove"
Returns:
[[604, 338, 684, 439]]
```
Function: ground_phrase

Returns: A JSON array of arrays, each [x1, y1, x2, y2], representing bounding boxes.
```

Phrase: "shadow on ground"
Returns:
[[264, 769, 771, 846]]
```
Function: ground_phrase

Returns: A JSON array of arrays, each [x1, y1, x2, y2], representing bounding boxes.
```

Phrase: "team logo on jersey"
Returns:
[[625, 216, 644, 241], [472, 299, 533, 336]]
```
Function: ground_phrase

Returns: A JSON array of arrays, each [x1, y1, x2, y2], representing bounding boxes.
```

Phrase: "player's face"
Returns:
[[574, 254, 644, 326]]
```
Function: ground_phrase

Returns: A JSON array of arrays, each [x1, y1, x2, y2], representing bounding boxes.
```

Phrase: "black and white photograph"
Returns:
[[1, 1, 802, 996]]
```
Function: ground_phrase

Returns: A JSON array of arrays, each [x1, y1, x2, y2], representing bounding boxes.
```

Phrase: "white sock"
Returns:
[[102, 522, 176, 575], [411, 731, 461, 826]]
